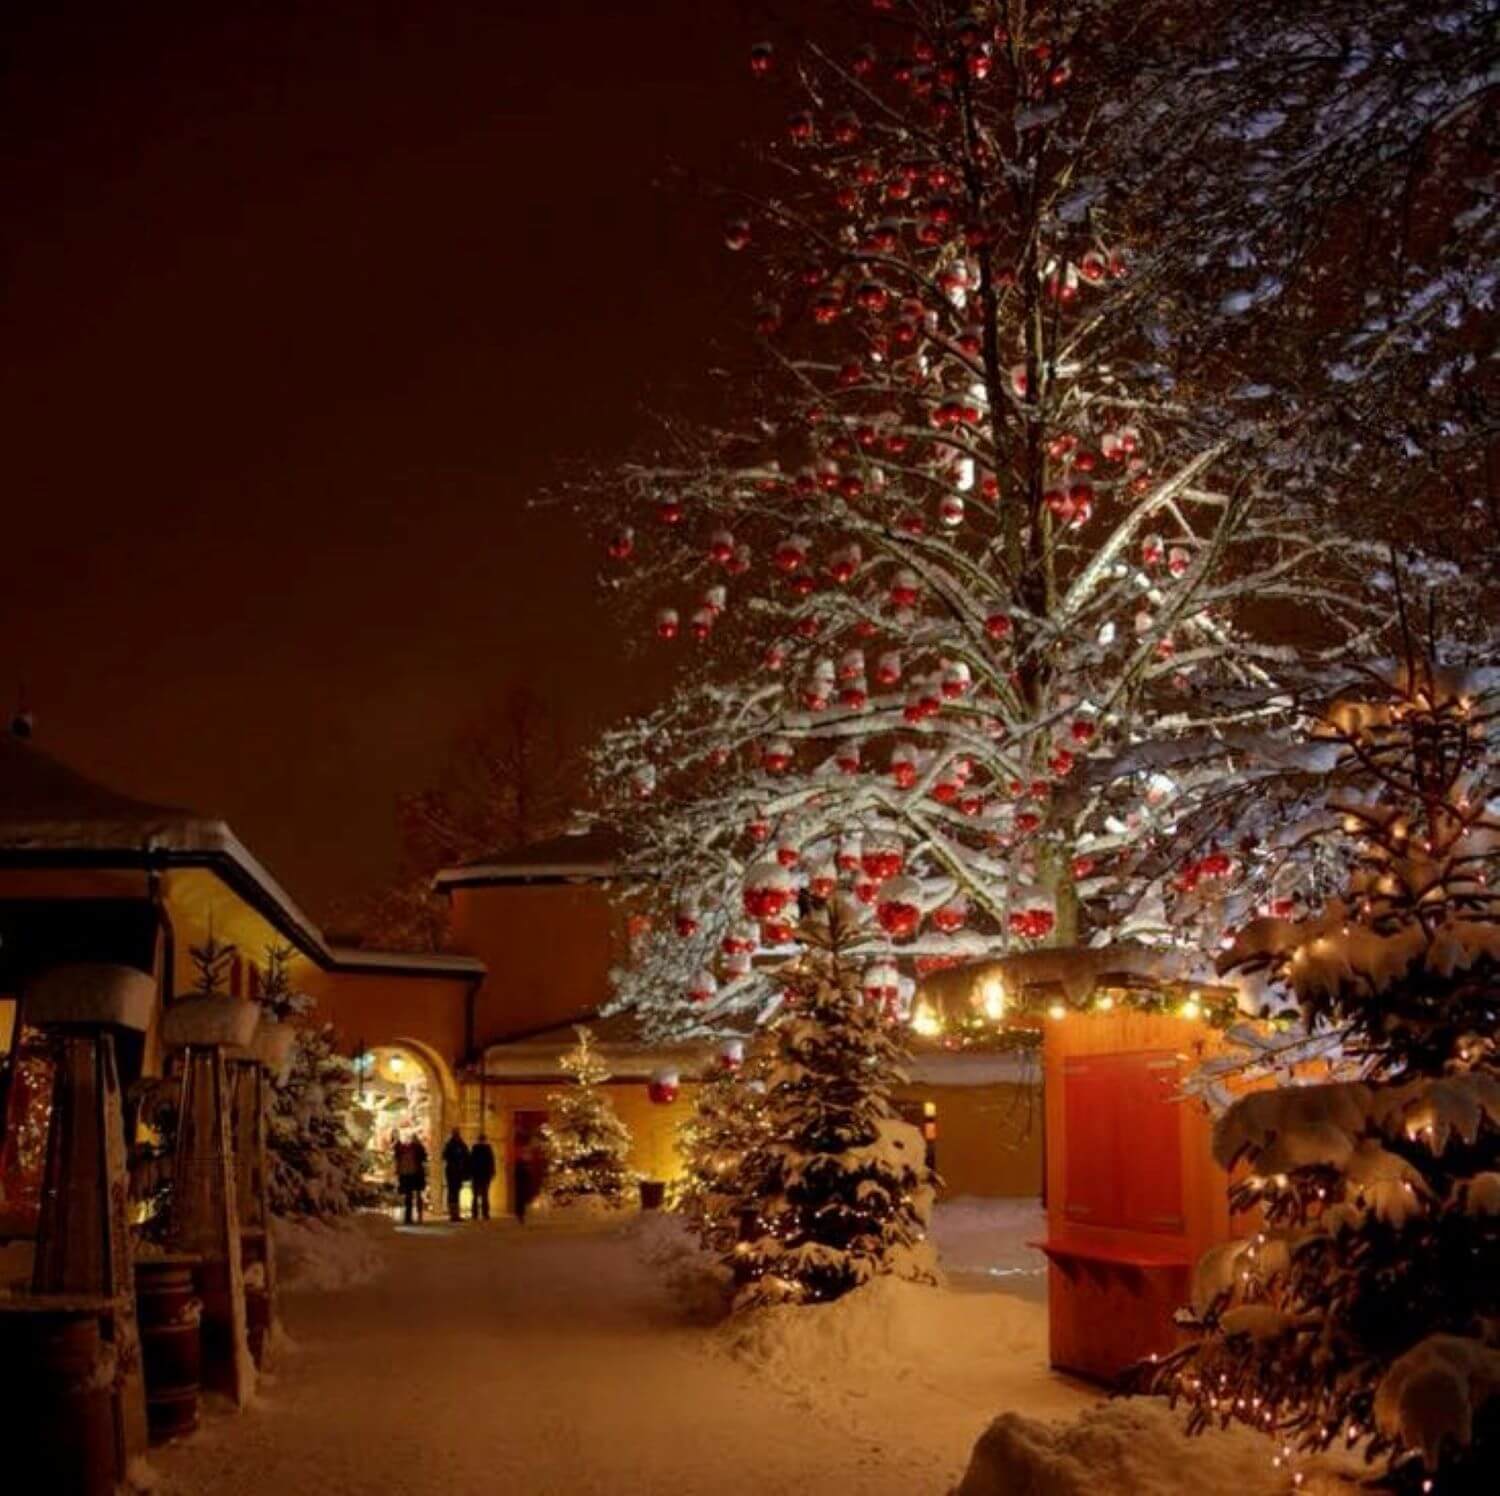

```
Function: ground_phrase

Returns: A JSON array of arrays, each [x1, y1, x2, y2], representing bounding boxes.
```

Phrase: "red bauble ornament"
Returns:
[[876, 876, 923, 939], [647, 1069, 680, 1105]]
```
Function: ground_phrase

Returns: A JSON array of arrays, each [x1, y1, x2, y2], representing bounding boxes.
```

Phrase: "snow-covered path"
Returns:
[[148, 1210, 1094, 1495]]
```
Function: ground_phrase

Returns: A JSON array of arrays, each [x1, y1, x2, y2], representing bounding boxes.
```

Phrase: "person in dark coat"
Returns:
[[441, 1127, 470, 1221], [395, 1134, 427, 1224], [468, 1133, 496, 1220]]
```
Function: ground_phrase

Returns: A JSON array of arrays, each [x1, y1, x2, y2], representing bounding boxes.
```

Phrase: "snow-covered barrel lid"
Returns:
[[24, 962, 156, 1033], [225, 1019, 297, 1077], [161, 993, 261, 1050]]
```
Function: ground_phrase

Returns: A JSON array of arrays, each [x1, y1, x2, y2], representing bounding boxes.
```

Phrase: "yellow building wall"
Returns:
[[897, 1082, 1043, 1200], [448, 882, 624, 1043], [461, 1080, 699, 1216], [461, 1077, 1041, 1216]]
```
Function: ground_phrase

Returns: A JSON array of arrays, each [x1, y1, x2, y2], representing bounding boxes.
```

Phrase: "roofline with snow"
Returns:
[[432, 859, 623, 890], [0, 831, 484, 983]]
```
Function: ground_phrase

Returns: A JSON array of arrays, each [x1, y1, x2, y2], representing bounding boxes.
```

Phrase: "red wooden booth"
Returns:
[[924, 946, 1244, 1386]]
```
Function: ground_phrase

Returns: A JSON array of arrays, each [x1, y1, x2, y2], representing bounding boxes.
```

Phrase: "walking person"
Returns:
[[468, 1133, 496, 1220], [441, 1127, 470, 1222], [395, 1132, 427, 1225]]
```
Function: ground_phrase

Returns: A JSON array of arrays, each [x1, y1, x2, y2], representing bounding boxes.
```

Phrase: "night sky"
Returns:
[[1, 1, 754, 912]]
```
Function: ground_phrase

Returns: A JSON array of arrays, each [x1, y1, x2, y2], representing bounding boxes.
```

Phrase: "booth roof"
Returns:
[[0, 732, 483, 981]]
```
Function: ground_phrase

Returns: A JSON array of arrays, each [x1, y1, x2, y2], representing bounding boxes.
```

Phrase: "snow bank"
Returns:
[[632, 1210, 731, 1321], [719, 1272, 1050, 1397], [954, 1398, 1299, 1496], [271, 1212, 390, 1292]]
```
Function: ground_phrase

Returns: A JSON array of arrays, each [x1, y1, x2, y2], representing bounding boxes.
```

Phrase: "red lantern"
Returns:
[[775, 840, 800, 869], [835, 739, 862, 774], [874, 651, 902, 686], [1168, 546, 1191, 577], [941, 661, 971, 698], [718, 1039, 745, 1071], [984, 612, 1012, 641], [690, 607, 715, 641], [761, 737, 794, 774], [1070, 718, 1097, 744], [774, 536, 809, 573], [647, 1068, 680, 1105], [607, 528, 634, 561], [931, 898, 968, 934], [808, 862, 838, 900], [688, 970, 718, 1005], [657, 498, 683, 525], [861, 839, 904, 881], [889, 570, 920, 609], [674, 906, 700, 939], [760, 919, 794, 945], [891, 744, 918, 789], [724, 218, 751, 252], [749, 41, 773, 76], [722, 926, 756, 957], [876, 876, 923, 939], [708, 529, 735, 565], [743, 861, 796, 920], [862, 961, 900, 1005], [836, 837, 862, 872], [655, 608, 679, 640]]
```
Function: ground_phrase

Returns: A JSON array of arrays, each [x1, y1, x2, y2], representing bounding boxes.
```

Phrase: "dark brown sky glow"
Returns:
[[1, 0, 754, 912]]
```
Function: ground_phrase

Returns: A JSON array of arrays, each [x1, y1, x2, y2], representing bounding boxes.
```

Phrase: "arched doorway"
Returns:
[[353, 1039, 458, 1215]]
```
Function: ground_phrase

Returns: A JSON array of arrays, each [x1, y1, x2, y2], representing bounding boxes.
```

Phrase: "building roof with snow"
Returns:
[[0, 730, 483, 981], [433, 824, 626, 890]]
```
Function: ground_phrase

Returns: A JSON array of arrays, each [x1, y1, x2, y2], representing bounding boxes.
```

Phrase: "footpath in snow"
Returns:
[[142, 1201, 1336, 1495]]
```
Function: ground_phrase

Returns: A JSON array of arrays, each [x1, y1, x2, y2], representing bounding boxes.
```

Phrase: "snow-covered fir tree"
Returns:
[[671, 1036, 773, 1260], [587, 0, 1376, 1041], [536, 1028, 637, 1213], [734, 900, 936, 1308], [1149, 652, 1500, 1492], [257, 945, 376, 1218]]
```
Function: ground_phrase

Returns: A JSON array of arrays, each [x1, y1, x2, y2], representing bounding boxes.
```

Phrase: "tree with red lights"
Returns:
[[589, 0, 1373, 1037]]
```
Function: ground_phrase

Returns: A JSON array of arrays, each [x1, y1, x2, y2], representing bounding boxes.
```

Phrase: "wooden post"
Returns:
[[229, 1021, 292, 1369], [24, 963, 155, 1475], [162, 994, 260, 1408]]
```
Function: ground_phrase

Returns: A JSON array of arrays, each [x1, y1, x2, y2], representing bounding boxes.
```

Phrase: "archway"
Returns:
[[353, 1039, 459, 1214]]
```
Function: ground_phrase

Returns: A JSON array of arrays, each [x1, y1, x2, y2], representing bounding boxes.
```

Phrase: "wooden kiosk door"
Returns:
[[511, 1109, 548, 1219]]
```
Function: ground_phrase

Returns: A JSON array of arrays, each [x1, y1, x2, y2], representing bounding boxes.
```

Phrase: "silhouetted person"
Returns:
[[469, 1134, 496, 1220], [395, 1133, 427, 1224], [441, 1127, 470, 1221]]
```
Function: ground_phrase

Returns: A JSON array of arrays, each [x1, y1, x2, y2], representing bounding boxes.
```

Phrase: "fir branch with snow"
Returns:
[[733, 900, 937, 1308], [672, 1035, 774, 1261], [1146, 652, 1500, 1493], [258, 945, 378, 1219]]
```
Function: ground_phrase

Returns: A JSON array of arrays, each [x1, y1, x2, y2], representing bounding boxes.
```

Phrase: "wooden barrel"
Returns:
[[135, 1258, 202, 1442], [0, 1302, 117, 1495]]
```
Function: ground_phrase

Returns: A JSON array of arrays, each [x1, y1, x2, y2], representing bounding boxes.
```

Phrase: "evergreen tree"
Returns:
[[537, 1028, 636, 1212], [672, 1038, 773, 1260], [1150, 653, 1500, 1492], [257, 946, 376, 1218], [735, 900, 937, 1308]]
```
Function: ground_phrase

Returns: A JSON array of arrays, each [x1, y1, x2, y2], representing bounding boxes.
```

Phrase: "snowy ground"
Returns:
[[141, 1201, 1333, 1495]]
